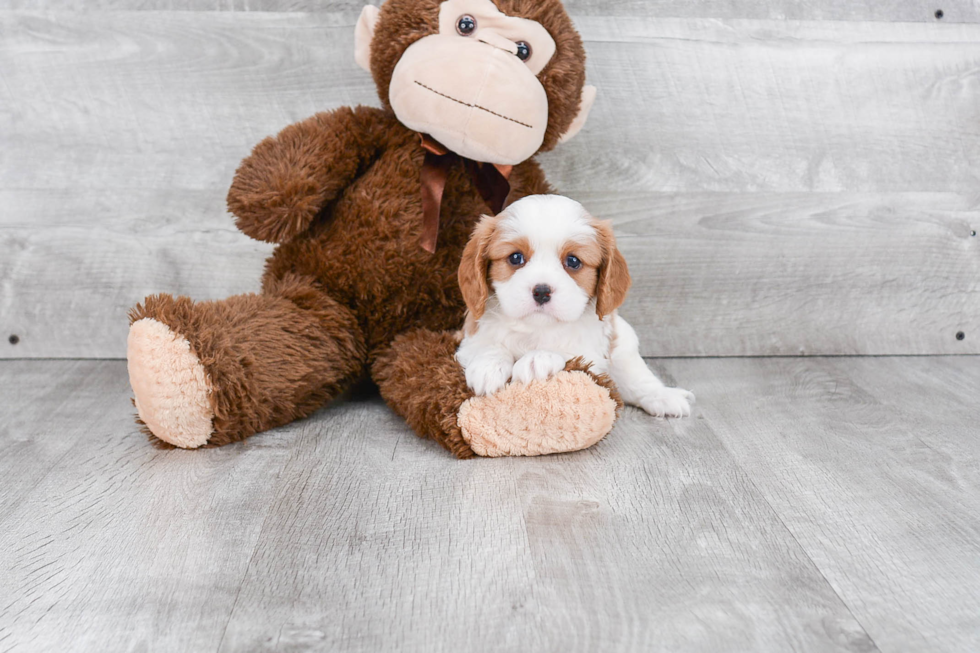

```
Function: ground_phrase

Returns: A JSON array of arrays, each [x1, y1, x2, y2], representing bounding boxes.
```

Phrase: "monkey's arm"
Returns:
[[227, 106, 389, 243]]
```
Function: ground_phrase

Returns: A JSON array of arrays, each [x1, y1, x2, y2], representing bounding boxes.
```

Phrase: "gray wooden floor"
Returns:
[[1, 357, 977, 653]]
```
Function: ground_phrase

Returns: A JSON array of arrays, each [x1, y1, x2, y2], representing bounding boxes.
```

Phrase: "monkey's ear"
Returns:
[[354, 5, 381, 73], [558, 85, 597, 145]]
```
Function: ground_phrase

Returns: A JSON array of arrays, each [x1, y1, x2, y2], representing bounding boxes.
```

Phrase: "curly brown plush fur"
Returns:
[[372, 329, 476, 458], [129, 273, 366, 446], [128, 0, 596, 456]]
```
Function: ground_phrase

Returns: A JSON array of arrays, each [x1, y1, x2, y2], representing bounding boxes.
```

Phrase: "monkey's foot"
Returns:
[[127, 318, 214, 449], [458, 360, 621, 457]]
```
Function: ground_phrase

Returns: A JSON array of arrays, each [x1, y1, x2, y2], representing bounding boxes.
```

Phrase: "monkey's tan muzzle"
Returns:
[[388, 36, 550, 166]]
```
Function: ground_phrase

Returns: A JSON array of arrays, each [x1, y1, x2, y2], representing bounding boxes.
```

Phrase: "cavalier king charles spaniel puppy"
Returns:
[[456, 195, 694, 418]]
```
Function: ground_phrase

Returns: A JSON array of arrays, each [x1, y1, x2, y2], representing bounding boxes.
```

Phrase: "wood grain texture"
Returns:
[[0, 360, 303, 652], [595, 191, 980, 357], [0, 360, 117, 521], [1, 189, 272, 358], [0, 12, 377, 191], [3, 14, 978, 193], [2, 11, 979, 359], [0, 358, 893, 653], [214, 408, 877, 653], [542, 18, 980, 194], [3, 190, 977, 358], [0, 0, 977, 23], [663, 356, 980, 653]]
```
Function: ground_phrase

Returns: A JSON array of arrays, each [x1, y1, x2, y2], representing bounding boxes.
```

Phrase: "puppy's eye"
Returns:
[[515, 41, 532, 62], [456, 15, 477, 36], [508, 252, 525, 266], [565, 255, 582, 270]]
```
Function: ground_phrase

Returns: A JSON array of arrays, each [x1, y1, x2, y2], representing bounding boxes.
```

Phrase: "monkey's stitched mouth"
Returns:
[[414, 81, 534, 129]]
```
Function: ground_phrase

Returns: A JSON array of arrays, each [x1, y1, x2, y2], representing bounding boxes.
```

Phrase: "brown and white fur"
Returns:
[[456, 195, 694, 418]]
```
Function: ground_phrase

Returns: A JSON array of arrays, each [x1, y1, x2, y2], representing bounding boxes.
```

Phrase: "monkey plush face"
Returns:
[[355, 0, 596, 165]]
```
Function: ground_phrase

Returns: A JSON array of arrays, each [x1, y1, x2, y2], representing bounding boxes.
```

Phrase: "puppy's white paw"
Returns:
[[512, 350, 567, 385], [466, 358, 514, 396], [638, 387, 695, 418]]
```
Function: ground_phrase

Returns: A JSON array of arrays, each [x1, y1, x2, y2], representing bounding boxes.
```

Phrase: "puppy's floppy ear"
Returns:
[[594, 219, 631, 318], [458, 215, 497, 320]]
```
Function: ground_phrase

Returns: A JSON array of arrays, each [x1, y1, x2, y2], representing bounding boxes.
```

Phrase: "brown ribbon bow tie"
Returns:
[[419, 134, 513, 254]]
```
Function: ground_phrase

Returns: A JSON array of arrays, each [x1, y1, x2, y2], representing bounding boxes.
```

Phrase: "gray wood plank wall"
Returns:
[[2, 1, 979, 22], [1, 6, 979, 358]]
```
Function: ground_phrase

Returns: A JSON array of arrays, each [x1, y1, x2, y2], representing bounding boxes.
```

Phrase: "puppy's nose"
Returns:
[[532, 284, 552, 305]]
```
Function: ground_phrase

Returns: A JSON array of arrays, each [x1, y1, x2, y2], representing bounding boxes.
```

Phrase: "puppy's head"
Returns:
[[458, 195, 631, 323]]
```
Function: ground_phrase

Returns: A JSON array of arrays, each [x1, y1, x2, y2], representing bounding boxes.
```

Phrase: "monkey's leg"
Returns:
[[127, 274, 366, 448], [370, 330, 477, 458], [372, 329, 621, 458]]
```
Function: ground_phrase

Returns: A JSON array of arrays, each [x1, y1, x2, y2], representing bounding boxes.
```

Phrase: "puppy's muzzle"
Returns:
[[533, 284, 552, 305]]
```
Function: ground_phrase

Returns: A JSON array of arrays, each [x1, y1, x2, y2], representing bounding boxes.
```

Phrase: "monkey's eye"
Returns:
[[508, 252, 525, 266], [565, 255, 582, 270], [456, 15, 477, 36], [515, 41, 532, 62]]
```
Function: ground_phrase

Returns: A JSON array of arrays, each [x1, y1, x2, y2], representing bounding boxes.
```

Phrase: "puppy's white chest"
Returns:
[[500, 313, 612, 373]]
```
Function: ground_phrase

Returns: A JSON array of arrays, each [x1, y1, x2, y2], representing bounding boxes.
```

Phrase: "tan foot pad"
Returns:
[[127, 318, 214, 449], [458, 370, 617, 457]]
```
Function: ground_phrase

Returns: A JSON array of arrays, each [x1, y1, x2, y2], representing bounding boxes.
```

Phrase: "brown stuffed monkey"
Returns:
[[126, 0, 622, 458]]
